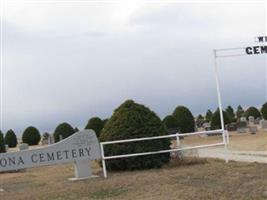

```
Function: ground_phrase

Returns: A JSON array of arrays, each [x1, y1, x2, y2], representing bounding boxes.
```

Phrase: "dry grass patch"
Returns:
[[1, 158, 267, 200]]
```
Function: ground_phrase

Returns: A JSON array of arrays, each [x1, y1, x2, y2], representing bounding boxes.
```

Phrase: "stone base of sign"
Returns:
[[68, 159, 99, 181]]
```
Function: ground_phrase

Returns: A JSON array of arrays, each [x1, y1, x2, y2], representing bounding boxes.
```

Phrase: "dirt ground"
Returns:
[[1, 158, 267, 200], [181, 129, 267, 151]]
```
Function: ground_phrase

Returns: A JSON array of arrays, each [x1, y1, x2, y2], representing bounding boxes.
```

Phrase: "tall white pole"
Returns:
[[214, 50, 228, 163], [214, 50, 225, 131]]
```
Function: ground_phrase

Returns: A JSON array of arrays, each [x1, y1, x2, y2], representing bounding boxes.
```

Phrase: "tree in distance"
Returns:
[[22, 126, 41, 146], [0, 130, 6, 153], [236, 105, 244, 119], [54, 123, 75, 143], [261, 102, 267, 120], [85, 117, 104, 138], [244, 107, 261, 119], [172, 106, 195, 133], [163, 115, 179, 129], [196, 114, 205, 128], [205, 109, 213, 122], [225, 106, 235, 122], [211, 109, 230, 130], [4, 129, 17, 148], [100, 100, 171, 171]]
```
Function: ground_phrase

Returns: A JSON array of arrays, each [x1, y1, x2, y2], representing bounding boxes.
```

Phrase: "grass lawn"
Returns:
[[1, 158, 267, 200]]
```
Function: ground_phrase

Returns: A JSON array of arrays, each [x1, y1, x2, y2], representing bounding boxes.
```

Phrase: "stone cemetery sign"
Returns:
[[0, 130, 101, 180]]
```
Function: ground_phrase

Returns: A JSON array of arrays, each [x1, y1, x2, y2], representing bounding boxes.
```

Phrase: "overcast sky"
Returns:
[[1, 0, 266, 135]]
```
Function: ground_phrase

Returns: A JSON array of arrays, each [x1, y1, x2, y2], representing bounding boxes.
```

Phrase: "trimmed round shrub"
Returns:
[[163, 115, 179, 129], [54, 122, 75, 142], [261, 102, 267, 120], [85, 117, 104, 138], [0, 131, 6, 153], [211, 109, 230, 129], [22, 126, 41, 145], [4, 129, 17, 148], [100, 100, 171, 171], [244, 107, 261, 119], [172, 106, 195, 133]]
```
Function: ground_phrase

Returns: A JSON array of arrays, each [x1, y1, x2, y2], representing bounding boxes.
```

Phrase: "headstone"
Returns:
[[203, 122, 211, 131], [254, 118, 260, 125], [260, 120, 267, 129], [0, 130, 101, 180], [249, 126, 257, 134], [240, 117, 247, 122], [237, 127, 247, 133], [248, 116, 255, 126], [19, 143, 29, 151], [48, 135, 55, 145], [226, 123, 237, 131], [59, 135, 63, 141], [236, 121, 247, 128]]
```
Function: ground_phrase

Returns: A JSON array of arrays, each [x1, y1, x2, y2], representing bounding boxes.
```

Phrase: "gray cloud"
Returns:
[[1, 2, 266, 136]]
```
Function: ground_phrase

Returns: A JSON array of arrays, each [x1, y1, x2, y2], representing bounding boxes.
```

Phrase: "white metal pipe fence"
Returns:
[[100, 129, 229, 178]]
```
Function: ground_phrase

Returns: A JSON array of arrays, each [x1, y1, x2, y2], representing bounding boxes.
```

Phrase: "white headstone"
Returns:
[[240, 117, 247, 122], [248, 116, 255, 125], [59, 135, 63, 141], [260, 120, 267, 129], [0, 130, 101, 180], [19, 143, 29, 151], [249, 126, 257, 134]]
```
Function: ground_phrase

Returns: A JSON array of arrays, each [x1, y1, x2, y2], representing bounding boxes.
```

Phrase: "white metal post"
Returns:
[[214, 50, 228, 163], [100, 143, 107, 178], [176, 133, 180, 148]]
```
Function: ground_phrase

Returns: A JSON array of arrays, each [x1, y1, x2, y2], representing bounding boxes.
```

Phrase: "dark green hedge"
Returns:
[[100, 100, 171, 171], [22, 126, 41, 145], [172, 106, 195, 133], [4, 129, 17, 148]]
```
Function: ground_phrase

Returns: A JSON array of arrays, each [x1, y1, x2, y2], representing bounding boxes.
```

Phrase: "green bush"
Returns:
[[0, 131, 6, 153], [22, 126, 41, 145], [163, 115, 179, 129], [244, 107, 261, 119], [261, 102, 267, 120], [100, 100, 171, 171], [172, 106, 195, 133], [85, 117, 104, 138], [211, 109, 230, 129], [54, 122, 75, 142], [4, 129, 17, 148]]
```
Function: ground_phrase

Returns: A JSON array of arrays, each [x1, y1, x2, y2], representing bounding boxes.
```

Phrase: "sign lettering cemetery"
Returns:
[[0, 130, 101, 180], [245, 36, 267, 55]]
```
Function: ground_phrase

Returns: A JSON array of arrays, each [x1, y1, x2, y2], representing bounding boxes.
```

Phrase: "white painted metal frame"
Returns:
[[100, 129, 229, 178]]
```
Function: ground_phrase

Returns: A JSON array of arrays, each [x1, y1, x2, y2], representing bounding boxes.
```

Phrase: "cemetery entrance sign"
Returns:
[[214, 36, 267, 143], [0, 130, 101, 180]]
